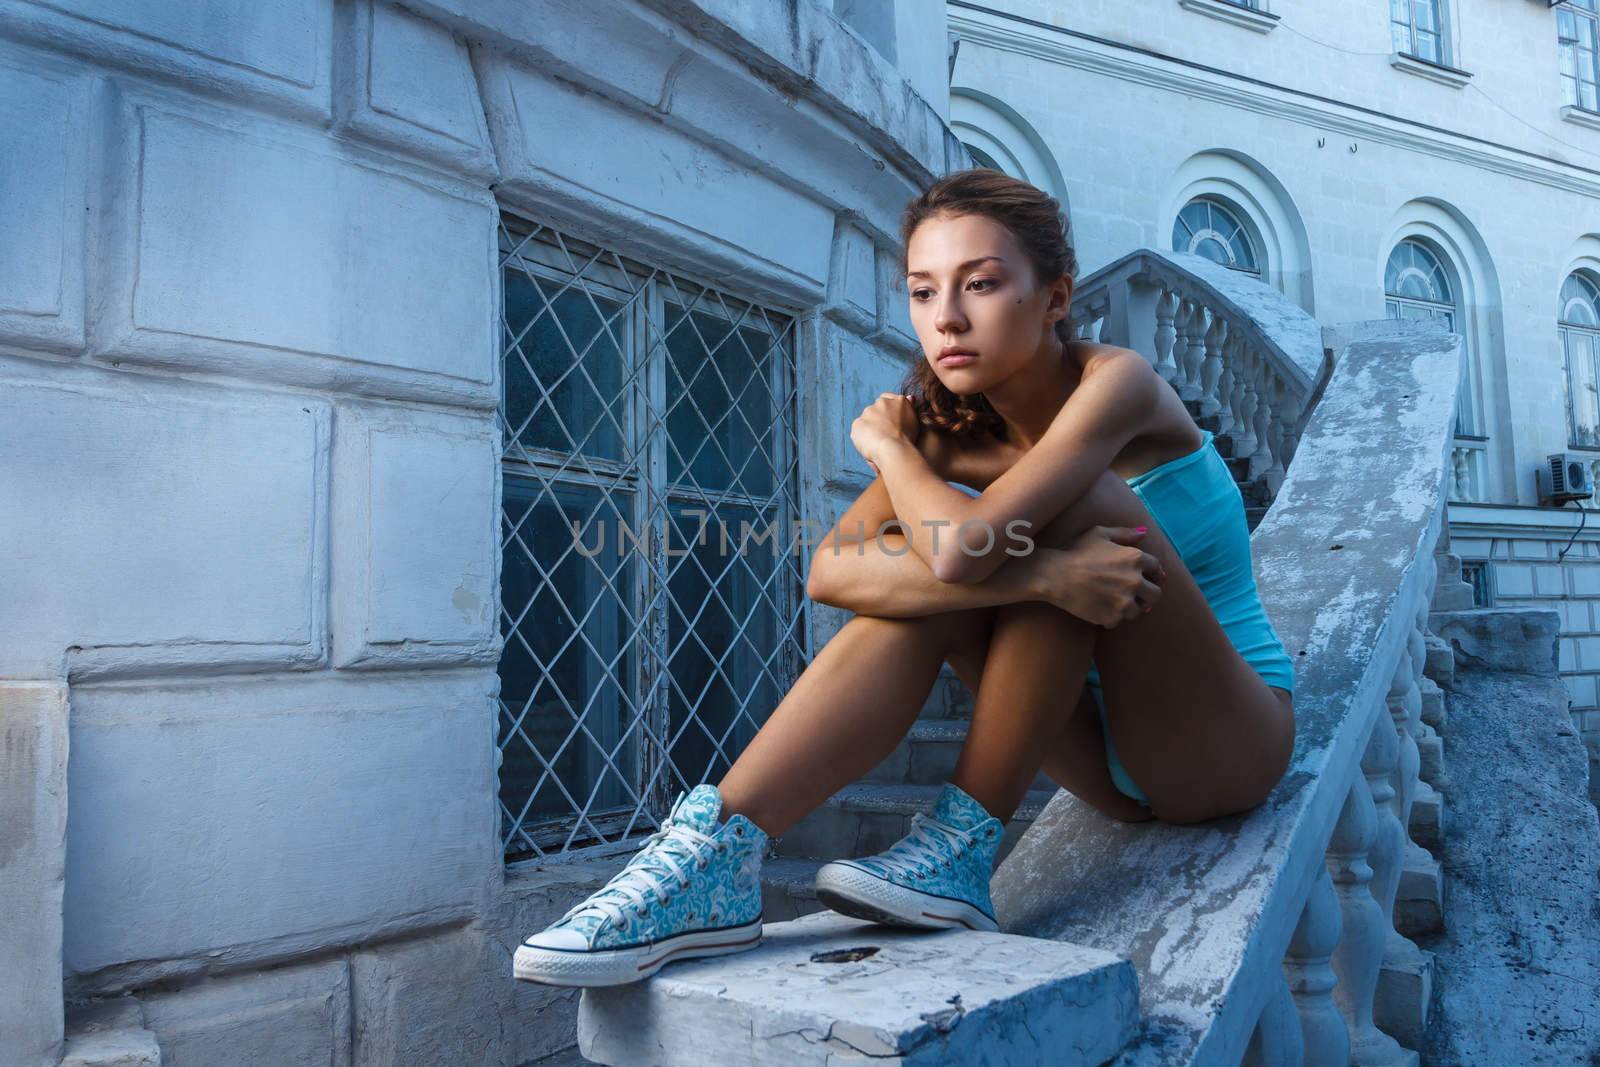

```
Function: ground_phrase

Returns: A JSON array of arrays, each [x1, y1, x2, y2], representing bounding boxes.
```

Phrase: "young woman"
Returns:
[[514, 169, 1297, 988]]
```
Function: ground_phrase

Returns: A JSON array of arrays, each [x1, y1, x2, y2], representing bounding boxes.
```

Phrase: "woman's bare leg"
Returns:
[[717, 607, 996, 837], [951, 466, 1294, 827], [949, 600, 1155, 825]]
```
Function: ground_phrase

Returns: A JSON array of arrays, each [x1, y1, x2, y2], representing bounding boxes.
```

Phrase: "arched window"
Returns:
[[1385, 238, 1477, 436], [1560, 271, 1600, 449], [1391, 0, 1449, 65], [1172, 197, 1262, 278]]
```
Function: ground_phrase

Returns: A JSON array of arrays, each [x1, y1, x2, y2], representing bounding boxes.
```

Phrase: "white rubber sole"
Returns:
[[813, 861, 998, 932], [513, 919, 764, 987]]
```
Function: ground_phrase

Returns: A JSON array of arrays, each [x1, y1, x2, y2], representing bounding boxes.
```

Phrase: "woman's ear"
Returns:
[[1041, 274, 1073, 325]]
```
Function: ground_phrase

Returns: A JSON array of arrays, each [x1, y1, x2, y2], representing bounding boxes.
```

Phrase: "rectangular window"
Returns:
[[1391, 0, 1446, 65], [496, 216, 808, 864], [1461, 561, 1491, 607], [1560, 1, 1600, 112], [1563, 326, 1600, 449]]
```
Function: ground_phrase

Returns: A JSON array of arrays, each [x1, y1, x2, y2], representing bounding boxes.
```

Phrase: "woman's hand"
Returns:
[[1027, 527, 1166, 628], [851, 392, 921, 474]]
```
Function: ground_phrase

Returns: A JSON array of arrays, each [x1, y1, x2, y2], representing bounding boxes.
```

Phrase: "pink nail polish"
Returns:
[[1135, 526, 1147, 533]]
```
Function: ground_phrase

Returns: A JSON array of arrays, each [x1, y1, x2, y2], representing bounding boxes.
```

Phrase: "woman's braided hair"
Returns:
[[897, 168, 1079, 441]]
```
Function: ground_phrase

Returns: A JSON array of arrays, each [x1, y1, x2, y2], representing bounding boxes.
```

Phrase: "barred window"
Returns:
[[495, 215, 808, 864], [1390, 0, 1448, 66], [1560, 0, 1600, 112]]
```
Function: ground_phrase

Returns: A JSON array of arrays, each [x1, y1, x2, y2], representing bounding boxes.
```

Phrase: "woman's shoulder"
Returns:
[[1073, 340, 1143, 377]]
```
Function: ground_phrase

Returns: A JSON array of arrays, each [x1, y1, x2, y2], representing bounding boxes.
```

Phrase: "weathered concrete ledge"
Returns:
[[990, 323, 1465, 1065], [577, 910, 1138, 1065], [1427, 607, 1560, 675]]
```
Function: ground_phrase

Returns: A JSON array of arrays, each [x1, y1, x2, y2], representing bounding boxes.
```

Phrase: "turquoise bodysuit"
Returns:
[[1083, 427, 1296, 808]]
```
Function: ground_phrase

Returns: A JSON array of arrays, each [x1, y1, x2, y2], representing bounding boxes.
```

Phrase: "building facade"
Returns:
[[948, 0, 1600, 788]]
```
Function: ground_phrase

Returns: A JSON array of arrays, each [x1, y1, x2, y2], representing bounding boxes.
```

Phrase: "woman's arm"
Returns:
[[871, 350, 1162, 586], [806, 529, 1045, 617]]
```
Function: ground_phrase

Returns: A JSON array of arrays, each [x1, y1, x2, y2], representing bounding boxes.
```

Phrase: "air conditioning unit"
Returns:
[[1538, 453, 1595, 505]]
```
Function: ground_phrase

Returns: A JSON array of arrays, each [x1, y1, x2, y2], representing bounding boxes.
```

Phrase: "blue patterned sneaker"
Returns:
[[513, 784, 768, 987], [813, 782, 1002, 932]]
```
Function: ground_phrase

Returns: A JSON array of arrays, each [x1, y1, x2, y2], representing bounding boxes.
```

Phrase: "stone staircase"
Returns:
[[759, 395, 1273, 921], [567, 319, 1492, 1066]]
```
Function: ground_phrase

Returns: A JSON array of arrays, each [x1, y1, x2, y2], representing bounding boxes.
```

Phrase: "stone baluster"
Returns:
[[1170, 295, 1197, 395], [1218, 328, 1242, 436], [1327, 714, 1417, 1066], [1243, 971, 1305, 1067], [1234, 343, 1261, 467], [1264, 370, 1289, 494], [1276, 371, 1305, 470], [1449, 447, 1470, 501], [1153, 287, 1180, 385], [1179, 298, 1207, 402], [1200, 311, 1226, 418], [1284, 863, 1348, 1067], [1392, 617, 1427, 829], [1249, 354, 1274, 481]]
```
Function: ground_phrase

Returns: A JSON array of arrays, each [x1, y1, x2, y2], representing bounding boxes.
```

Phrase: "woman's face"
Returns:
[[904, 211, 1068, 393]]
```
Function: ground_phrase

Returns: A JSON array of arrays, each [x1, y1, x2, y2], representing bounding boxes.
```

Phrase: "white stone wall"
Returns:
[[0, 0, 955, 1062], [949, 0, 1600, 509]]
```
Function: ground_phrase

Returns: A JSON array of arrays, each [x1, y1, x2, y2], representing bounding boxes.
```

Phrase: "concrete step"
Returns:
[[759, 856, 829, 923], [1408, 778, 1444, 850], [863, 720, 1055, 791], [62, 999, 161, 1067], [918, 666, 975, 721], [1420, 677, 1447, 729], [576, 910, 1139, 1066], [771, 782, 1058, 867], [1423, 632, 1456, 690], [1376, 935, 1436, 1052], [1395, 841, 1444, 938], [1416, 722, 1444, 785]]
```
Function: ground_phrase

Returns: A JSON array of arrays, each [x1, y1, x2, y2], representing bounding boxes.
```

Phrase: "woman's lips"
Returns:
[[938, 352, 976, 366]]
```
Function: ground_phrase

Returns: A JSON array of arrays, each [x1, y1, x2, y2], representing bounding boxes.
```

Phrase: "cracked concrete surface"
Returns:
[[576, 911, 1138, 1064], [1417, 665, 1600, 1066]]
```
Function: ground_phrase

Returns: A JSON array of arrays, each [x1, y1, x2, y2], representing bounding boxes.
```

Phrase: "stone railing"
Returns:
[[1071, 249, 1329, 497], [991, 321, 1465, 1065]]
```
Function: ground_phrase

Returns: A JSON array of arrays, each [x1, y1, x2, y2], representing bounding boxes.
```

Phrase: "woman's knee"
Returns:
[[1031, 468, 1151, 550]]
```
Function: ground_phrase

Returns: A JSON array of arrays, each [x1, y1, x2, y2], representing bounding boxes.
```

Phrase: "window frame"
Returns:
[[1390, 0, 1452, 68], [1383, 237, 1482, 440], [1560, 271, 1600, 452], [495, 213, 808, 866], [1558, 0, 1600, 114]]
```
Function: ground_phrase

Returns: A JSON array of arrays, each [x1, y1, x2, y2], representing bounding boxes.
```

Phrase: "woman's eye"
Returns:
[[969, 278, 996, 292], [911, 289, 931, 300]]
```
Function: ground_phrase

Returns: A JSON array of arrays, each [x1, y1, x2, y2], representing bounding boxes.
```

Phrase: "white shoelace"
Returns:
[[876, 813, 977, 879], [561, 820, 722, 930]]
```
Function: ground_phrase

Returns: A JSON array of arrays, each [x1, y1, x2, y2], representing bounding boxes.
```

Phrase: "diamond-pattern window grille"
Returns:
[[496, 214, 809, 864]]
